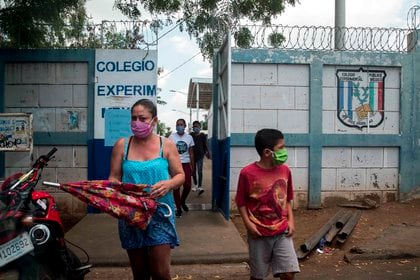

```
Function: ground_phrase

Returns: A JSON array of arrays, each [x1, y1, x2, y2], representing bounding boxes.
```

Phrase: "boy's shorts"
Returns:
[[248, 233, 300, 279]]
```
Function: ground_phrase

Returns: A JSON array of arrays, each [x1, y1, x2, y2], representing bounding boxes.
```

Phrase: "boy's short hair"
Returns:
[[255, 129, 284, 156], [192, 121, 201, 126]]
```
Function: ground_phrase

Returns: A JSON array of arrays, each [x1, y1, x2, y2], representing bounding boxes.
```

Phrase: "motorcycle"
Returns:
[[0, 147, 91, 279]]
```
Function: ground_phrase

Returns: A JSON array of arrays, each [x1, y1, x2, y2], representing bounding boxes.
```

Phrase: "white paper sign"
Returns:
[[94, 49, 157, 139], [0, 113, 33, 152]]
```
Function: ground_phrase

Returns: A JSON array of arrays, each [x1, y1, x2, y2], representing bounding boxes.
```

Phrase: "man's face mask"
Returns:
[[271, 148, 288, 165]]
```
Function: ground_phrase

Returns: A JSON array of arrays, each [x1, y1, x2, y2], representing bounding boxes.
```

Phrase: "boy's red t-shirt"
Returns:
[[235, 162, 294, 236]]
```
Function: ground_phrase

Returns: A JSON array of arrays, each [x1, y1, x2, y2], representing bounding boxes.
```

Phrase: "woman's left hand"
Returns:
[[150, 180, 172, 199]]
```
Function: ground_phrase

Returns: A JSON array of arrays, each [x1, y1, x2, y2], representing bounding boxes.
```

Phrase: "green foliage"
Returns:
[[200, 120, 208, 131], [0, 0, 88, 48], [156, 120, 172, 137], [156, 120, 167, 136], [114, 0, 297, 60], [165, 127, 172, 137], [234, 27, 253, 48], [268, 32, 285, 48], [0, 0, 295, 55]]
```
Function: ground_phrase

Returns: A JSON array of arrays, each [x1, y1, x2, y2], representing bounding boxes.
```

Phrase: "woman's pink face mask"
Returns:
[[131, 118, 154, 138]]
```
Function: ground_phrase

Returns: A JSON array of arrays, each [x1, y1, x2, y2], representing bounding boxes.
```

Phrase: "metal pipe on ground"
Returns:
[[325, 210, 353, 243], [337, 210, 362, 244], [296, 209, 347, 259]]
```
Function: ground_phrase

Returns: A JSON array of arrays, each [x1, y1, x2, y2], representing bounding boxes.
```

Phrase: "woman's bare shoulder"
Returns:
[[112, 137, 128, 152]]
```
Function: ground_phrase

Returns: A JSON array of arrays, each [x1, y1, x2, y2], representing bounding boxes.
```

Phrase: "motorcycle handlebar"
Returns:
[[45, 147, 57, 161], [33, 147, 57, 168]]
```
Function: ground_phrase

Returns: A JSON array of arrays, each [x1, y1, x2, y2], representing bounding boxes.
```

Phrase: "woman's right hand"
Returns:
[[150, 180, 173, 199]]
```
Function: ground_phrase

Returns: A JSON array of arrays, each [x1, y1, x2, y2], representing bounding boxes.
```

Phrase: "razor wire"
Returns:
[[1, 5, 418, 53], [74, 20, 159, 49], [231, 24, 418, 53]]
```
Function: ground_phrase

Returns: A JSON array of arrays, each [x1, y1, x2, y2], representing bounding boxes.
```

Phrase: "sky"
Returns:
[[85, 0, 418, 131]]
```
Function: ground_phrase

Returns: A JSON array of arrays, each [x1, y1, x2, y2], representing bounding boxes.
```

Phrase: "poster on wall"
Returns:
[[336, 68, 386, 129], [0, 113, 33, 152], [95, 49, 157, 145]]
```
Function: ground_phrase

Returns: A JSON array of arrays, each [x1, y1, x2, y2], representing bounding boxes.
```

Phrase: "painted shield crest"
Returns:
[[336, 68, 386, 128]]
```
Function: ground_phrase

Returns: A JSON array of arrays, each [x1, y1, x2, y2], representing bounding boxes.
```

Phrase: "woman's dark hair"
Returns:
[[131, 99, 157, 117], [255, 129, 284, 156], [176, 118, 186, 126]]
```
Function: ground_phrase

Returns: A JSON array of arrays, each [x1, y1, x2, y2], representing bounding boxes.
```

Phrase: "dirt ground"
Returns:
[[61, 199, 420, 279], [231, 198, 420, 279]]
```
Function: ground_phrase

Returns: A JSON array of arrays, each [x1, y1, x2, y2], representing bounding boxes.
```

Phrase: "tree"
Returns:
[[114, 0, 297, 60], [0, 0, 88, 48], [156, 120, 172, 137]]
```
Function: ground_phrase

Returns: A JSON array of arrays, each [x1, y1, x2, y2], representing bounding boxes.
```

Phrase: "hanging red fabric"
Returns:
[[57, 180, 167, 230]]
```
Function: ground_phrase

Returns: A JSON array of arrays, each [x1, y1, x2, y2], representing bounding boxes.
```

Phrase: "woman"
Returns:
[[109, 99, 185, 280]]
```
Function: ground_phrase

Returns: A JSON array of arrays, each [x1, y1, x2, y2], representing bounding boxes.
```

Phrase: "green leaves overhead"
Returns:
[[115, 0, 297, 60], [0, 0, 87, 48], [234, 27, 253, 49], [268, 32, 285, 48], [0, 0, 297, 56]]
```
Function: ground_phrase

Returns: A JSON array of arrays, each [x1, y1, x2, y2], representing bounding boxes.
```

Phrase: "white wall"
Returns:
[[231, 64, 310, 134]]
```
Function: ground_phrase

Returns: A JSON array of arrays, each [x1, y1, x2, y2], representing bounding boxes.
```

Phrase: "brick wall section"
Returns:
[[231, 64, 309, 134], [3, 62, 89, 215], [321, 147, 399, 203]]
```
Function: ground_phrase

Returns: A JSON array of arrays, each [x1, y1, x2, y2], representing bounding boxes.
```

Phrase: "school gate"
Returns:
[[209, 26, 420, 217]]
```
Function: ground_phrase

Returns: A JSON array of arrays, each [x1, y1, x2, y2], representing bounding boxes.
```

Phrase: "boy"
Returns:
[[235, 128, 300, 280]]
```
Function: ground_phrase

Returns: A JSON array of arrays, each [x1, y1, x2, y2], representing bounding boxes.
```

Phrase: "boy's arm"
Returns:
[[286, 202, 295, 237], [238, 206, 262, 238]]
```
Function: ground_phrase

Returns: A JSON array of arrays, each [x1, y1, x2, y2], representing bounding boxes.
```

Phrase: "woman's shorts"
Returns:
[[118, 206, 179, 249]]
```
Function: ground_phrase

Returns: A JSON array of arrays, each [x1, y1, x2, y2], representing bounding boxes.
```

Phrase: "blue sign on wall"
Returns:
[[104, 108, 131, 147]]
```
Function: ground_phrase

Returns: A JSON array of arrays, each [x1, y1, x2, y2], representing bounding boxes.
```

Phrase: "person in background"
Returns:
[[169, 118, 195, 218], [235, 128, 300, 280], [190, 120, 210, 195], [108, 98, 185, 280]]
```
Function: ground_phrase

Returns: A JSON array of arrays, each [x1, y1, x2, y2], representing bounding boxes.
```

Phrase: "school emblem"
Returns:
[[336, 68, 386, 128]]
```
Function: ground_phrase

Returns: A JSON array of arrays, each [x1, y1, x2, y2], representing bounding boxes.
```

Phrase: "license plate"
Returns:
[[0, 232, 34, 267]]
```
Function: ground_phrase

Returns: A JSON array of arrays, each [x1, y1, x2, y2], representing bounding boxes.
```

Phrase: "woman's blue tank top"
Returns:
[[118, 136, 179, 249]]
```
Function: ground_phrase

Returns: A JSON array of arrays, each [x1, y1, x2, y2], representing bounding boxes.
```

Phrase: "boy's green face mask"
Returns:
[[271, 148, 288, 165]]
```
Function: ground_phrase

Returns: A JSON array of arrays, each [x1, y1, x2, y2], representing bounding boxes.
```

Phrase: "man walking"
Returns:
[[190, 121, 209, 195]]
